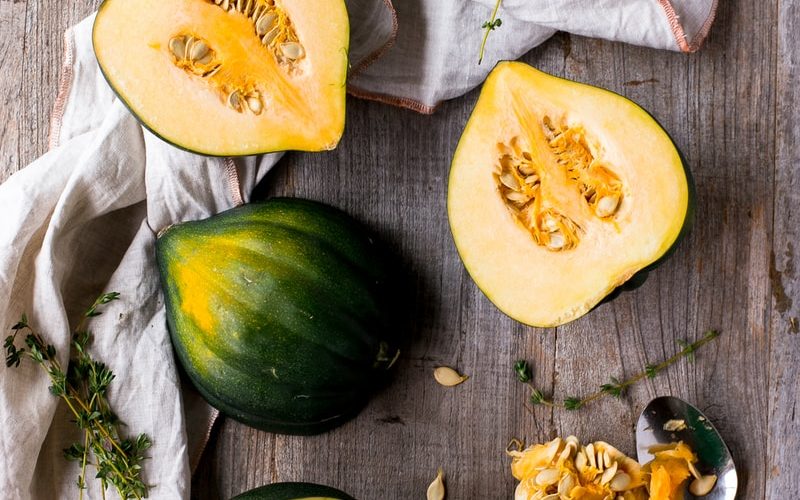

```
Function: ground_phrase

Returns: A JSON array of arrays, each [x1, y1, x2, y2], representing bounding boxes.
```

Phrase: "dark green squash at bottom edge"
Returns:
[[156, 198, 409, 435], [231, 482, 356, 500]]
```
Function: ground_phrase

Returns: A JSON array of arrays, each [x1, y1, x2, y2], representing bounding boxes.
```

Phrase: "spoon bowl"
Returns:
[[636, 396, 737, 500]]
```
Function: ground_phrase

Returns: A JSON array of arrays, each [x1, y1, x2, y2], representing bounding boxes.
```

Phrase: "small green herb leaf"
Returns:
[[513, 359, 532, 383]]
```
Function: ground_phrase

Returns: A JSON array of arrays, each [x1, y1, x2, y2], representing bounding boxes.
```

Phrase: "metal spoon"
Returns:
[[636, 396, 738, 499]]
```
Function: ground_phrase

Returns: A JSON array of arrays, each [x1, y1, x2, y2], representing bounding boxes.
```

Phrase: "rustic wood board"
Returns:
[[1, 0, 797, 498]]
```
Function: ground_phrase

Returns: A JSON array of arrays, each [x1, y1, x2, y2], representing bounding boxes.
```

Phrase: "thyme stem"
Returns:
[[5, 293, 150, 499], [478, 0, 503, 64], [518, 330, 720, 411]]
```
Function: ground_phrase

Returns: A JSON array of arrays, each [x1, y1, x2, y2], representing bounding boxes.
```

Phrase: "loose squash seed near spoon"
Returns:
[[636, 396, 738, 499]]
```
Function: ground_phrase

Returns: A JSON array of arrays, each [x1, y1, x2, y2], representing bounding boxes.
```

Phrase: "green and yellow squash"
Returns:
[[448, 62, 693, 327], [232, 482, 356, 500], [93, 0, 348, 155], [156, 198, 406, 435]]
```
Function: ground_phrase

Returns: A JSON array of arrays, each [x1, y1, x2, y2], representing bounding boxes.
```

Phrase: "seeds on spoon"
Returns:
[[689, 474, 718, 496]]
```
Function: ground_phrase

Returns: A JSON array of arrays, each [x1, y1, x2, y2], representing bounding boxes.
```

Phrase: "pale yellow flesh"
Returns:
[[448, 62, 689, 327], [93, 0, 348, 155]]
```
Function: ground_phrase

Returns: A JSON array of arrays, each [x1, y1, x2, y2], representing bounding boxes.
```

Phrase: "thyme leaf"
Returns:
[[515, 330, 720, 411]]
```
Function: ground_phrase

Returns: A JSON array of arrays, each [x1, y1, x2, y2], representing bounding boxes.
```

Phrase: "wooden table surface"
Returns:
[[1, 1, 798, 498]]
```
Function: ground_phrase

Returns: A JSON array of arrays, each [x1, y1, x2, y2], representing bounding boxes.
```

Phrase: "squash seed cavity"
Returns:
[[211, 0, 306, 68], [494, 116, 625, 252], [168, 33, 265, 115]]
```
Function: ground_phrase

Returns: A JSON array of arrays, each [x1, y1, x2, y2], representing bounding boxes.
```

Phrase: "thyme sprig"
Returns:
[[478, 0, 503, 64], [516, 330, 720, 411], [5, 293, 151, 500]]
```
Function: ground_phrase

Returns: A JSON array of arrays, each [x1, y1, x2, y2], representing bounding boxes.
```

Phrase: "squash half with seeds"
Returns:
[[93, 0, 348, 156], [448, 62, 693, 327]]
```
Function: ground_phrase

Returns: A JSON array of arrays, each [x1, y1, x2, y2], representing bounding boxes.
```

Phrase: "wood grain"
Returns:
[[0, 0, 796, 498]]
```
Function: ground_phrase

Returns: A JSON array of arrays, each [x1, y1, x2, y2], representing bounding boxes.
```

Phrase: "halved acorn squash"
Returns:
[[93, 0, 348, 156], [448, 62, 693, 327]]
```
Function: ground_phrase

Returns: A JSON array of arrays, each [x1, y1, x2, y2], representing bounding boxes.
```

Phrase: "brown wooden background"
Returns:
[[1, 0, 798, 498]]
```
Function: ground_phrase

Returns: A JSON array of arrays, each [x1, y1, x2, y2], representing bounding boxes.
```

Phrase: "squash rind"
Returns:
[[231, 482, 356, 500], [157, 199, 407, 435]]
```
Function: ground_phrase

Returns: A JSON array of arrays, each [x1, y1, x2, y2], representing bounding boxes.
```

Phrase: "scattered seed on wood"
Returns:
[[426, 468, 445, 500], [433, 366, 468, 387]]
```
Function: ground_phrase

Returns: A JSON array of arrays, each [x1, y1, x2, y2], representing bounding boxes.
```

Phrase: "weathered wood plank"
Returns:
[[0, 0, 100, 184], [766, 0, 800, 496], [0, 0, 794, 498], [194, 0, 783, 497]]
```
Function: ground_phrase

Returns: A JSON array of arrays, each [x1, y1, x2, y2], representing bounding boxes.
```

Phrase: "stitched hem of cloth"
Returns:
[[48, 27, 76, 150], [658, 0, 717, 53], [347, 85, 439, 115], [224, 157, 244, 206], [190, 408, 220, 474], [348, 0, 398, 79], [689, 0, 719, 50]]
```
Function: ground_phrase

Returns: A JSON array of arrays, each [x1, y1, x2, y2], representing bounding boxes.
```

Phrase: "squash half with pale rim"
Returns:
[[448, 62, 693, 327], [93, 0, 348, 156]]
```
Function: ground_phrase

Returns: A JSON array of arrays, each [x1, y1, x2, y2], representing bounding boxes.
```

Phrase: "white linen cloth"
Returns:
[[0, 0, 715, 498]]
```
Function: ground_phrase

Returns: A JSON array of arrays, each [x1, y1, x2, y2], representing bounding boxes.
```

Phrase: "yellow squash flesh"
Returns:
[[448, 62, 690, 327], [93, 0, 348, 156]]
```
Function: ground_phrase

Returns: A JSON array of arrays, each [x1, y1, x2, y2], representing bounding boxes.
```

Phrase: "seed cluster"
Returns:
[[542, 117, 624, 220], [509, 437, 642, 500], [510, 437, 718, 500], [210, 0, 305, 66], [168, 35, 219, 76], [495, 116, 626, 252], [166, 0, 306, 116], [495, 136, 581, 251]]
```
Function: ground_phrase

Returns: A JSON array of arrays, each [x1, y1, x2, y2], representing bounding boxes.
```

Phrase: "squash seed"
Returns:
[[595, 195, 620, 218], [196, 53, 214, 66], [256, 12, 277, 36], [535, 468, 560, 487], [599, 461, 618, 485], [426, 468, 445, 500], [168, 36, 187, 59], [609, 471, 631, 492], [188, 40, 209, 62], [262, 27, 279, 46], [689, 474, 717, 496], [575, 450, 588, 473], [433, 366, 468, 387], [547, 232, 565, 250], [663, 419, 687, 432], [246, 95, 263, 114], [505, 191, 529, 203], [280, 42, 305, 60], [499, 172, 520, 190], [227, 90, 243, 111], [557, 474, 575, 497]]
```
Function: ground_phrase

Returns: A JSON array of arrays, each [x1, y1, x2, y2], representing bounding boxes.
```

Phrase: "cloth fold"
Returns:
[[0, 0, 715, 498]]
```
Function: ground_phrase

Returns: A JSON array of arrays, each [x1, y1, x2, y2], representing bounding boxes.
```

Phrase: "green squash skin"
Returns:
[[157, 198, 407, 435], [231, 482, 356, 500]]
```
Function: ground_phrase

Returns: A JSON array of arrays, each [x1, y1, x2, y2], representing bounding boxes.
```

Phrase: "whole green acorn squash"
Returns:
[[231, 482, 356, 500], [156, 198, 406, 435]]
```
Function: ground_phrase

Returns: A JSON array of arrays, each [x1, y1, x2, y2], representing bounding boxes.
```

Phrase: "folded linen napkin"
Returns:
[[0, 0, 715, 498]]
